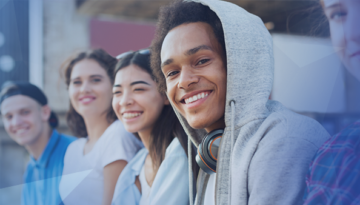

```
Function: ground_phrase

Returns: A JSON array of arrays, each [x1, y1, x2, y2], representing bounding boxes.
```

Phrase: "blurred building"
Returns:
[[1, 0, 360, 204]]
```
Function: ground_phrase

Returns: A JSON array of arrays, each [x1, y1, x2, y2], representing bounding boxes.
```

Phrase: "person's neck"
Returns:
[[138, 128, 152, 151], [84, 114, 112, 143], [204, 116, 226, 133], [26, 124, 52, 160]]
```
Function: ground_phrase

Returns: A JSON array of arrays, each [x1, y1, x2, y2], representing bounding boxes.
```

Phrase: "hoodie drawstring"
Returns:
[[230, 100, 235, 151], [229, 100, 236, 205], [189, 138, 194, 205]]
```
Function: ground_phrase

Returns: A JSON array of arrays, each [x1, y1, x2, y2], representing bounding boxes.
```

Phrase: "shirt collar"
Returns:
[[29, 129, 60, 168], [131, 149, 148, 175]]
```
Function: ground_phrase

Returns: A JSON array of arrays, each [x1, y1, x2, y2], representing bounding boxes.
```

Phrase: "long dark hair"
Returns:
[[115, 50, 198, 176], [61, 49, 118, 137]]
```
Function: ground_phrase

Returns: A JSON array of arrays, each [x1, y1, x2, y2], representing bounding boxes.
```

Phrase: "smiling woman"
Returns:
[[111, 49, 197, 205], [58, 49, 143, 205], [62, 49, 118, 137], [321, 0, 360, 80]]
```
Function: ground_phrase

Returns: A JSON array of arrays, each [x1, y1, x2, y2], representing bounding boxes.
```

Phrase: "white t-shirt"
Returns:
[[204, 173, 216, 205], [139, 163, 151, 205], [59, 120, 143, 205]]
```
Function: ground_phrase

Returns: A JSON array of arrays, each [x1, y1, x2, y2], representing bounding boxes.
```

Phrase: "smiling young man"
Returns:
[[150, 0, 330, 205], [0, 82, 75, 205]]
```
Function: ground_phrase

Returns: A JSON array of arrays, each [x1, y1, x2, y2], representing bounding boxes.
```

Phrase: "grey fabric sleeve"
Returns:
[[247, 137, 319, 205]]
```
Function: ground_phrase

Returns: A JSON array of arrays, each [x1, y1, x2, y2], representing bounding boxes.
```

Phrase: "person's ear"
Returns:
[[41, 105, 51, 121]]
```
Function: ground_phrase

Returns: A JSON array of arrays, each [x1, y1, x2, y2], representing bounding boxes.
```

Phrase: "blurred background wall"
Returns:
[[1, 0, 360, 204]]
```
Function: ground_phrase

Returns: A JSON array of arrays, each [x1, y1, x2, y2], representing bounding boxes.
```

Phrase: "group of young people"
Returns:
[[0, 0, 358, 204]]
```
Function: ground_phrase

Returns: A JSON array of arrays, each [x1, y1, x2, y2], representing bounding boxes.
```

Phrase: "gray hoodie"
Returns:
[[170, 0, 331, 205]]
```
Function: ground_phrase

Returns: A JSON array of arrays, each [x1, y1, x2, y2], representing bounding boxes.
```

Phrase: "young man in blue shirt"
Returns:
[[0, 82, 75, 205]]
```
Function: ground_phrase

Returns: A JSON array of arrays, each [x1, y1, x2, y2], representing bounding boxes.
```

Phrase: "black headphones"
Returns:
[[195, 129, 224, 174]]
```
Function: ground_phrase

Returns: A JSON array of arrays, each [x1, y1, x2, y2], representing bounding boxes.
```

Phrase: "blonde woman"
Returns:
[[59, 49, 143, 205]]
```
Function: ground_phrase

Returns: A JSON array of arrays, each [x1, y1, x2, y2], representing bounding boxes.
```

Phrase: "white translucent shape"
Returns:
[[0, 32, 4, 47], [0, 55, 15, 72]]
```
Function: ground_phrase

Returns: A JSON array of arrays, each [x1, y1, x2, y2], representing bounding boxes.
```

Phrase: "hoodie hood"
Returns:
[[164, 2, 331, 205], [167, 0, 274, 204], [173, 0, 273, 147], [164, 0, 275, 204]]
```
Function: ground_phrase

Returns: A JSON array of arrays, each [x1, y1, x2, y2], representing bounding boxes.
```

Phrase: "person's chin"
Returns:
[[187, 115, 212, 130], [123, 125, 138, 133], [17, 137, 35, 146]]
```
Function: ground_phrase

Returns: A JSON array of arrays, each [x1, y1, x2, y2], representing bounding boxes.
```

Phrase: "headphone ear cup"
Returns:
[[196, 142, 216, 174], [195, 129, 223, 174]]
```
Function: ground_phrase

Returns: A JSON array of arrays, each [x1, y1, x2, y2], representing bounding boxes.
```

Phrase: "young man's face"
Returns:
[[161, 22, 227, 132], [0, 95, 50, 146]]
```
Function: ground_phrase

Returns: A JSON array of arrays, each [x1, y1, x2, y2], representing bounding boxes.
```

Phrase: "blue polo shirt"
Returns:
[[21, 130, 75, 205]]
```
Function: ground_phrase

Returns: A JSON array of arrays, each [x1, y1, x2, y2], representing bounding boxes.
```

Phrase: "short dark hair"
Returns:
[[151, 0, 226, 94], [61, 49, 118, 137], [0, 82, 59, 128]]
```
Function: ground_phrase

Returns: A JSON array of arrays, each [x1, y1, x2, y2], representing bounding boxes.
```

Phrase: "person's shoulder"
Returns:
[[65, 137, 85, 151], [315, 120, 360, 159], [102, 120, 142, 147], [103, 120, 136, 139], [306, 121, 360, 201], [52, 130, 78, 154], [129, 148, 148, 164], [266, 100, 322, 129], [118, 148, 148, 176], [106, 120, 126, 134], [58, 131, 77, 144], [263, 101, 330, 147], [165, 138, 187, 158], [334, 120, 360, 142]]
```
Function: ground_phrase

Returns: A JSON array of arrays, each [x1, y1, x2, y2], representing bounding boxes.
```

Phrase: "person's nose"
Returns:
[[177, 66, 199, 90], [345, 9, 360, 45], [11, 114, 23, 127], [80, 80, 92, 93], [119, 91, 134, 107]]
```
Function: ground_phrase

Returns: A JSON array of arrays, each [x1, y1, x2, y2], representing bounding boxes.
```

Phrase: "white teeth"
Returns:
[[123, 112, 142, 119], [82, 98, 92, 103], [16, 129, 27, 134], [184, 92, 210, 104]]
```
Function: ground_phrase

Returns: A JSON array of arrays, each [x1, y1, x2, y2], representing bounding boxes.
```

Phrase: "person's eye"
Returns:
[[330, 11, 347, 21], [20, 110, 30, 116], [113, 91, 122, 95], [92, 78, 102, 83], [73, 80, 81, 85], [197, 59, 210, 65], [167, 71, 179, 78], [134, 88, 145, 92], [5, 115, 12, 120]]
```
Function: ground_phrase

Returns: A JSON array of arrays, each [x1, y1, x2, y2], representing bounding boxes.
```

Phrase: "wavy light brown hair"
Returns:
[[61, 49, 118, 137]]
